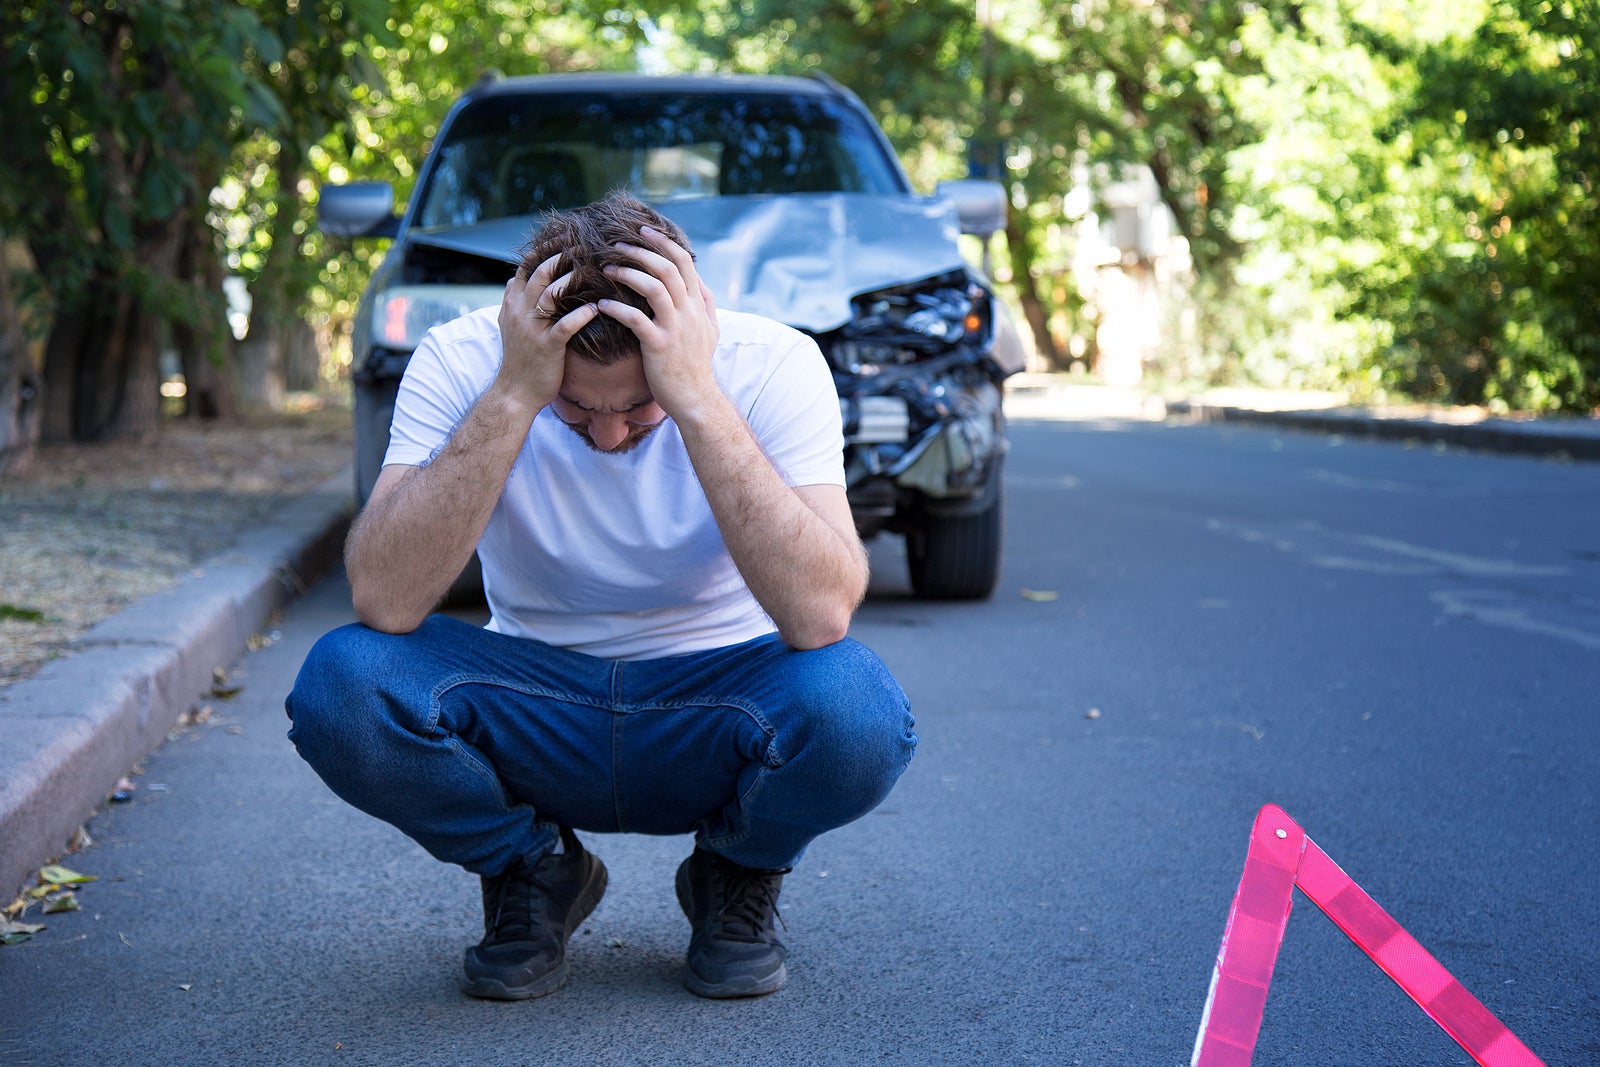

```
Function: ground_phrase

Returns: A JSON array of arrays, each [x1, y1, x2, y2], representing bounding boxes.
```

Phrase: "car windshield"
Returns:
[[412, 90, 906, 229]]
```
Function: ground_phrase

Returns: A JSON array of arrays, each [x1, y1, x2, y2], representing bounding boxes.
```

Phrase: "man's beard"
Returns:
[[565, 418, 665, 455]]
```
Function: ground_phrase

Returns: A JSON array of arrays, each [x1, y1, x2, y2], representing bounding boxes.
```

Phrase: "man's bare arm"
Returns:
[[599, 228, 867, 649], [345, 390, 534, 632], [674, 395, 868, 649], [346, 258, 596, 633]]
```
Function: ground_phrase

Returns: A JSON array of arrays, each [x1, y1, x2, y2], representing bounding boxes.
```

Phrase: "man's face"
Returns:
[[549, 355, 668, 454]]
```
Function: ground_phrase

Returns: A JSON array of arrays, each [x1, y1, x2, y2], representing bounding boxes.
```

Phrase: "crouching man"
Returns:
[[285, 193, 915, 1000]]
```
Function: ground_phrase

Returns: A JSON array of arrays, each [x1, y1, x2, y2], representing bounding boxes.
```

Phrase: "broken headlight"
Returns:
[[831, 271, 994, 375]]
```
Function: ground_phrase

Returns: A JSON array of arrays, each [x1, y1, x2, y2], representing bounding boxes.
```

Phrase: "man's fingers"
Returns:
[[528, 252, 563, 287], [595, 297, 650, 331], [507, 265, 576, 322], [639, 225, 694, 268], [613, 235, 693, 304], [506, 253, 562, 310], [640, 225, 704, 293], [549, 301, 601, 338], [505, 265, 528, 297], [537, 270, 577, 317], [605, 262, 672, 311]]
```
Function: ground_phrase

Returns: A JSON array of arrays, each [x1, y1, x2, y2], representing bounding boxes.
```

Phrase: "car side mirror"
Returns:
[[318, 182, 401, 239], [935, 179, 1008, 238]]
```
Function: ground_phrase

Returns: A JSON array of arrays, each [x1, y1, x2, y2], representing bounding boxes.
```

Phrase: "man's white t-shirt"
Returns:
[[384, 306, 846, 660]]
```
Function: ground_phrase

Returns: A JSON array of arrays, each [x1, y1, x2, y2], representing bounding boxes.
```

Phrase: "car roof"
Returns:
[[467, 71, 845, 101]]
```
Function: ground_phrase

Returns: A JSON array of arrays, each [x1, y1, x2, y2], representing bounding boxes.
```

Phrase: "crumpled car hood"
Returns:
[[661, 195, 971, 332], [405, 193, 970, 334]]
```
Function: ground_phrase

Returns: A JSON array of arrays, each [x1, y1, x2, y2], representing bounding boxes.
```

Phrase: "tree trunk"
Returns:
[[43, 214, 183, 443], [0, 243, 43, 474], [63, 283, 141, 441], [233, 331, 285, 413], [83, 231, 182, 441], [180, 334, 234, 420], [234, 141, 310, 414], [174, 208, 235, 420], [97, 296, 165, 441], [1004, 208, 1066, 369], [39, 300, 85, 445], [284, 316, 320, 393], [41, 284, 158, 443]]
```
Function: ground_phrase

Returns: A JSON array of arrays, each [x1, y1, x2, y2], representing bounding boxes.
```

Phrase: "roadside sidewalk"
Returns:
[[0, 467, 354, 899], [1005, 373, 1600, 461]]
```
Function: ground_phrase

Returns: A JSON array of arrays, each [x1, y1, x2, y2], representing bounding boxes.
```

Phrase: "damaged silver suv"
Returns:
[[319, 71, 1025, 599]]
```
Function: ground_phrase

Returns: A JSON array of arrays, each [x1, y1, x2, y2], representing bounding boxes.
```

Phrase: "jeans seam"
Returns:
[[610, 710, 627, 832], [425, 669, 794, 846], [430, 675, 609, 818], [430, 674, 615, 721], [428, 678, 528, 813], [445, 734, 515, 811], [623, 697, 781, 753], [702, 761, 773, 851]]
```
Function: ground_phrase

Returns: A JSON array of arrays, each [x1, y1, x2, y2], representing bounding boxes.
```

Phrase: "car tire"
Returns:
[[905, 464, 1004, 601], [352, 378, 398, 508]]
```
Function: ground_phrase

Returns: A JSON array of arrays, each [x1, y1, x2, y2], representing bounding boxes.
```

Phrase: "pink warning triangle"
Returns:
[[1191, 804, 1545, 1067]]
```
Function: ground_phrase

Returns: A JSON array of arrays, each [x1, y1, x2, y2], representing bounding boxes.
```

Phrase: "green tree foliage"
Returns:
[[2, 1, 279, 441], [1208, 0, 1412, 393], [1016, 0, 1283, 372], [0, 0, 393, 441], [1043, 1, 1266, 277], [1386, 0, 1598, 410], [219, 0, 393, 413], [1218, 0, 1596, 411]]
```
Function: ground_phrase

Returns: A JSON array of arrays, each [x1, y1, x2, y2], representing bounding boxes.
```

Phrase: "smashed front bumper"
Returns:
[[836, 358, 1006, 535]]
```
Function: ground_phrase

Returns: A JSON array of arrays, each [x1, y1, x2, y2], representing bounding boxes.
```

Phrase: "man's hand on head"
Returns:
[[596, 226, 721, 421], [497, 253, 598, 412]]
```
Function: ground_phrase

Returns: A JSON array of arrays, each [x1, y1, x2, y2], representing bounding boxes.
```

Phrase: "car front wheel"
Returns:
[[905, 463, 1004, 600], [352, 377, 398, 508]]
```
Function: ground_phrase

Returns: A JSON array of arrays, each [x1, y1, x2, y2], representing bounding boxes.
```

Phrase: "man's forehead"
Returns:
[[559, 355, 653, 412]]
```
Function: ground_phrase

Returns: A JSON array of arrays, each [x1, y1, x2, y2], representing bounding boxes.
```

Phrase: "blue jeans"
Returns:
[[285, 617, 916, 875]]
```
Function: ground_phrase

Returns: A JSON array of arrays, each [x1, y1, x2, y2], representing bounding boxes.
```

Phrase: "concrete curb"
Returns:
[[1166, 400, 1600, 461], [0, 467, 354, 899], [1002, 376, 1600, 460]]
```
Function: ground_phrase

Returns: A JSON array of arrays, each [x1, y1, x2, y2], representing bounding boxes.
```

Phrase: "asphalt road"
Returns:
[[3, 410, 1596, 1066]]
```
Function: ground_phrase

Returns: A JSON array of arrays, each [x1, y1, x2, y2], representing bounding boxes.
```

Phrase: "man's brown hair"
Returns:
[[518, 191, 694, 366]]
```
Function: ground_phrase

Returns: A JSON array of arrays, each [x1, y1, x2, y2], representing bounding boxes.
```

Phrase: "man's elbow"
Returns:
[[350, 587, 426, 635], [778, 602, 856, 651]]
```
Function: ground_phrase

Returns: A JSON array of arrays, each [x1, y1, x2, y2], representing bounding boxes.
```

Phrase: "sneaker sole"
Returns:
[[461, 859, 609, 1001], [682, 961, 788, 999]]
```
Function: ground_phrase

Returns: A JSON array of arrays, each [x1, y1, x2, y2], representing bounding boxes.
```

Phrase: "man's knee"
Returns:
[[289, 623, 378, 710], [781, 640, 917, 788], [285, 623, 426, 767]]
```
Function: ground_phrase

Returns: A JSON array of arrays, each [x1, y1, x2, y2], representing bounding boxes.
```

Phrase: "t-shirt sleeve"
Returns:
[[744, 332, 846, 489], [383, 316, 493, 469]]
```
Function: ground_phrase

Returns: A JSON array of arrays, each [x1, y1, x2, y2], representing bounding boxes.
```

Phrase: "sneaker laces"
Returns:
[[484, 859, 547, 945], [715, 865, 786, 942]]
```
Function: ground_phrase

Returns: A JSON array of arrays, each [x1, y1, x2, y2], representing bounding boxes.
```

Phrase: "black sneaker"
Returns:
[[675, 847, 788, 998], [462, 827, 608, 1000]]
